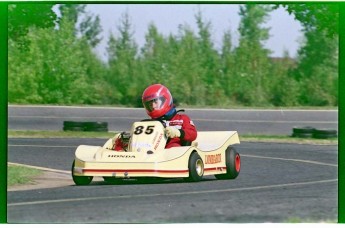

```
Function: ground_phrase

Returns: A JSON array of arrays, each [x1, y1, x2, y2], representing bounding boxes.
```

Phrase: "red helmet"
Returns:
[[142, 84, 173, 119]]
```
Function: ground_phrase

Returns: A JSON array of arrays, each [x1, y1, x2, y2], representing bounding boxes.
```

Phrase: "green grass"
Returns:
[[8, 164, 42, 186], [240, 134, 338, 145], [285, 217, 337, 223], [7, 130, 338, 145]]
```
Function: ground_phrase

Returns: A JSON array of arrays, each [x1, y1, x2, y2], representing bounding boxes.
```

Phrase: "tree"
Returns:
[[8, 3, 57, 40], [293, 26, 338, 106], [195, 9, 225, 105], [140, 23, 170, 83], [8, 38, 42, 103], [59, 4, 102, 47], [232, 4, 273, 105], [59, 4, 86, 25], [8, 3, 58, 50], [8, 16, 103, 104], [274, 3, 339, 37], [79, 13, 103, 47], [220, 30, 236, 101], [106, 12, 138, 105], [169, 25, 207, 105], [268, 52, 299, 106], [272, 3, 339, 106]]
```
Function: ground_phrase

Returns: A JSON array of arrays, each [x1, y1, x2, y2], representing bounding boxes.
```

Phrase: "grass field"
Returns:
[[8, 164, 42, 186]]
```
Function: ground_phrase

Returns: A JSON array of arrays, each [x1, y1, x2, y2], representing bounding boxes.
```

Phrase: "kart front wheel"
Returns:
[[186, 152, 204, 182], [71, 160, 93, 185], [215, 147, 240, 180]]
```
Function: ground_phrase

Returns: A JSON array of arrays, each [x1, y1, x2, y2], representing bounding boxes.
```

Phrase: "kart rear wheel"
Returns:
[[186, 152, 204, 182], [71, 160, 93, 185], [215, 147, 240, 180]]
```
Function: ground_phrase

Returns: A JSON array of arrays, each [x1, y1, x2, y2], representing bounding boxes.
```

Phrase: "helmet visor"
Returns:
[[143, 97, 166, 112]]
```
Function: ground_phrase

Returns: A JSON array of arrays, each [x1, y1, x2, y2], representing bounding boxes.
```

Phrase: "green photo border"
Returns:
[[1, 1, 343, 224], [0, 2, 7, 224], [339, 1, 344, 224]]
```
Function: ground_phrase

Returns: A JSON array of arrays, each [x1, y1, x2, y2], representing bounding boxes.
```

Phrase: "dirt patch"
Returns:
[[8, 171, 73, 191]]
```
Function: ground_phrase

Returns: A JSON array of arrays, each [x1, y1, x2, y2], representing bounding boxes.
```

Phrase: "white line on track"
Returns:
[[8, 143, 337, 168], [241, 154, 338, 167], [8, 178, 337, 207], [8, 115, 337, 124], [8, 143, 338, 167]]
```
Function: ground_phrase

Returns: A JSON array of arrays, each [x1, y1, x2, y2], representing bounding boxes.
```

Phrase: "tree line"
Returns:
[[8, 3, 339, 107]]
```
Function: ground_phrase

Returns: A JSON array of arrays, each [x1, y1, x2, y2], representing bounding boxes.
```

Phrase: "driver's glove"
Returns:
[[165, 126, 181, 138]]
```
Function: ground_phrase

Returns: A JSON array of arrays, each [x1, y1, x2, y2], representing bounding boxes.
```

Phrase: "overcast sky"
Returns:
[[83, 4, 303, 60]]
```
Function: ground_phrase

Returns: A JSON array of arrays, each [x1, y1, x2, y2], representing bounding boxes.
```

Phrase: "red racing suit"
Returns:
[[163, 113, 197, 149]]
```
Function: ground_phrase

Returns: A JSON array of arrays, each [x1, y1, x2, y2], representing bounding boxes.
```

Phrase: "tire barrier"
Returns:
[[312, 129, 338, 139], [292, 126, 337, 139], [292, 126, 315, 138], [63, 121, 108, 132]]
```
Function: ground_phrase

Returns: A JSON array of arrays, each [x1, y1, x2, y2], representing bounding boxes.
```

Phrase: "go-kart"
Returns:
[[71, 120, 241, 185]]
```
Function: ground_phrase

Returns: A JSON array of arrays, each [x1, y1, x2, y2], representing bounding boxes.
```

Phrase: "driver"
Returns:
[[142, 84, 197, 148]]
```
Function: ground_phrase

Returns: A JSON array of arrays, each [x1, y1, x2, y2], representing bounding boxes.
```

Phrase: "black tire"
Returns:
[[63, 121, 109, 132], [312, 129, 338, 139], [84, 121, 108, 128], [186, 152, 204, 182], [313, 133, 338, 139], [84, 127, 109, 132], [292, 126, 316, 138], [215, 147, 241, 180], [71, 160, 93, 185], [84, 122, 108, 132], [313, 128, 337, 134], [314, 129, 337, 135], [63, 121, 85, 131], [64, 121, 84, 128], [292, 126, 315, 133]]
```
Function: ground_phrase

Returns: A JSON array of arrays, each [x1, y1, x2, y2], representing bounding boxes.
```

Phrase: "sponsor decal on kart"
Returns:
[[205, 153, 222, 164], [154, 133, 164, 150], [131, 142, 151, 148], [151, 131, 159, 144], [108, 154, 136, 158]]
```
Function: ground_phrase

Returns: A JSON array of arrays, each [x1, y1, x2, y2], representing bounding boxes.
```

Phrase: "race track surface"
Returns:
[[8, 105, 338, 135], [7, 138, 338, 223]]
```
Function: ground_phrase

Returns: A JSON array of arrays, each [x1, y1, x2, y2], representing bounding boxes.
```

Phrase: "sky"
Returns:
[[84, 4, 304, 61]]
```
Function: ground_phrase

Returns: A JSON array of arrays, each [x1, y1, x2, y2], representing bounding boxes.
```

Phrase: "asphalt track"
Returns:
[[8, 105, 338, 135], [7, 106, 338, 223], [7, 138, 338, 223]]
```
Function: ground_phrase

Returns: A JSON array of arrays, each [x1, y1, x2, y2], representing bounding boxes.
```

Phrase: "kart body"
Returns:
[[72, 120, 241, 185]]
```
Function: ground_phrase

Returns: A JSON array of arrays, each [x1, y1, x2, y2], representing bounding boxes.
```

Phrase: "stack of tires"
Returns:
[[292, 126, 337, 139], [63, 121, 108, 132]]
